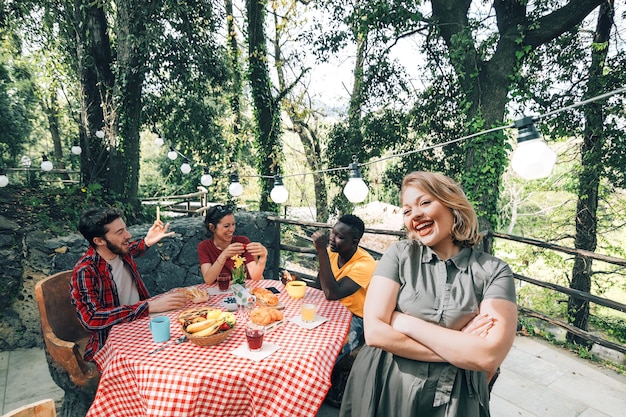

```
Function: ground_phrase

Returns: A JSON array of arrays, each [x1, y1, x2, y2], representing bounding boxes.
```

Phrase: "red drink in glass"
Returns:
[[245, 323, 265, 351], [217, 273, 230, 291]]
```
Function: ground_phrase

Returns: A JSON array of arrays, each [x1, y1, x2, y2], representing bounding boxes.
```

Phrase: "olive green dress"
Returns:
[[339, 242, 516, 417]]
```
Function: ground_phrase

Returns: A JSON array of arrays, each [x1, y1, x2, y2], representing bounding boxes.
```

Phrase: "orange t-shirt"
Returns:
[[328, 247, 377, 317]]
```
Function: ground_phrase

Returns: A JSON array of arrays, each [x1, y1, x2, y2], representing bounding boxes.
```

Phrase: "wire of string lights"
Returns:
[[2, 87, 624, 192]]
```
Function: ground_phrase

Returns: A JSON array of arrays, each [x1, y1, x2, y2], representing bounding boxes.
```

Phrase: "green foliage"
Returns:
[[0, 52, 34, 165], [590, 315, 626, 345]]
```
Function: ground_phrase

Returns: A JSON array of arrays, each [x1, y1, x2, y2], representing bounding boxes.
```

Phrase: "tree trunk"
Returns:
[[430, 0, 604, 249], [247, 0, 282, 211], [271, 9, 329, 222], [110, 0, 159, 207], [42, 90, 71, 181], [72, 0, 114, 188], [567, 0, 613, 346], [225, 0, 243, 136]]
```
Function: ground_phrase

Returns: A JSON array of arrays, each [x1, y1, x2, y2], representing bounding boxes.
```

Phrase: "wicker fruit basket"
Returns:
[[183, 325, 235, 347]]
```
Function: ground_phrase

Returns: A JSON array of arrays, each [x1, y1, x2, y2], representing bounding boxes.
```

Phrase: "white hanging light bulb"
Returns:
[[228, 173, 243, 197], [154, 136, 164, 147], [270, 174, 289, 204], [180, 159, 191, 174], [343, 156, 369, 203], [511, 117, 557, 180], [71, 141, 82, 155], [20, 155, 32, 168], [167, 146, 178, 160], [41, 154, 53, 172], [0, 168, 8, 187], [95, 129, 105, 139], [200, 168, 213, 186]]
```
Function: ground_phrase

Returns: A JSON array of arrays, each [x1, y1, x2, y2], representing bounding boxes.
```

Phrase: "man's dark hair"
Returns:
[[79, 207, 124, 247], [338, 214, 365, 240]]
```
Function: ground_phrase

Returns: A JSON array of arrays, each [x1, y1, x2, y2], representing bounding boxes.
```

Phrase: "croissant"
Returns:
[[251, 288, 279, 306], [250, 307, 283, 326]]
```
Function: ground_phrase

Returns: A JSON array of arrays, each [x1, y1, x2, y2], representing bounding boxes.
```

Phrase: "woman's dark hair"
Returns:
[[203, 204, 234, 238], [79, 207, 124, 247]]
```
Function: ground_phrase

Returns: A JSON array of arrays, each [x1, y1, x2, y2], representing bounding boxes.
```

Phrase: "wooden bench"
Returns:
[[34, 271, 100, 417], [1, 398, 56, 417]]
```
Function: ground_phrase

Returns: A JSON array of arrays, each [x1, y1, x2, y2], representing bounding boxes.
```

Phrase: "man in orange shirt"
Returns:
[[312, 214, 377, 362]]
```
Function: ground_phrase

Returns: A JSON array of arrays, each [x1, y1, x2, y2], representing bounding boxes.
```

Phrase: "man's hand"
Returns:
[[144, 220, 175, 247], [147, 289, 187, 313], [311, 230, 329, 252]]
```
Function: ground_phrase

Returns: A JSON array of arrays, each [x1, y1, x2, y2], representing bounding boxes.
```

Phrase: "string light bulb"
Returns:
[[180, 159, 191, 174], [0, 168, 8, 187], [154, 136, 164, 147], [71, 141, 82, 155], [343, 155, 369, 203], [20, 156, 32, 168], [167, 146, 178, 160], [228, 173, 243, 197], [95, 130, 105, 139], [40, 154, 53, 172], [511, 117, 557, 180], [270, 174, 289, 204], [200, 168, 213, 186]]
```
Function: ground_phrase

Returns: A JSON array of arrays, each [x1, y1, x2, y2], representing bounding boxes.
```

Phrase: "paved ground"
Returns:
[[2, 335, 625, 416]]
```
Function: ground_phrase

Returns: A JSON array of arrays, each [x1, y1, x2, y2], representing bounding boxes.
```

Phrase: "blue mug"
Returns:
[[150, 316, 171, 343]]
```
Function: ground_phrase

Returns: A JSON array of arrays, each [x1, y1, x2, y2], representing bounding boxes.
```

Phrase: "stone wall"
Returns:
[[0, 211, 279, 351]]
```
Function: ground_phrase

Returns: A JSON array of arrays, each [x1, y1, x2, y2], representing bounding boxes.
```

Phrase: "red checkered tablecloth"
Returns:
[[87, 280, 352, 417]]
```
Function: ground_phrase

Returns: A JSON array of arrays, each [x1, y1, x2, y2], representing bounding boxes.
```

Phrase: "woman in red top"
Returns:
[[197, 204, 268, 285]]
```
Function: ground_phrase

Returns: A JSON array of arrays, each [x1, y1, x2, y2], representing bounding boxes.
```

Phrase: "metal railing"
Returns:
[[269, 216, 626, 356], [134, 193, 626, 355]]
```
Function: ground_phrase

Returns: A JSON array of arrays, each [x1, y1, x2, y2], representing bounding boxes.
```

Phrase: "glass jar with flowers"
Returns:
[[230, 254, 247, 285]]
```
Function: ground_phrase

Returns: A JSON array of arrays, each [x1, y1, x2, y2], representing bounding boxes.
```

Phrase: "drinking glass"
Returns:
[[217, 273, 231, 291], [245, 322, 265, 352], [301, 303, 316, 323]]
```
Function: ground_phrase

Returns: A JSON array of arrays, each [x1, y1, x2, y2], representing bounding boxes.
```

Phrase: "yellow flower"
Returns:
[[231, 254, 245, 269], [230, 255, 246, 284]]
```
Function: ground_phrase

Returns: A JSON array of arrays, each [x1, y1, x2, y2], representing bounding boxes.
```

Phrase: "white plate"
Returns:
[[220, 296, 238, 311]]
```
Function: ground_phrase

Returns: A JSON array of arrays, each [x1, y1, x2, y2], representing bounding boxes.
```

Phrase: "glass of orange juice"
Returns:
[[301, 303, 316, 323]]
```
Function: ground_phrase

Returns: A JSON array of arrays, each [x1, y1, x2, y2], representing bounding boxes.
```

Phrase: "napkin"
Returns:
[[288, 315, 329, 330], [207, 286, 233, 296], [230, 342, 280, 361]]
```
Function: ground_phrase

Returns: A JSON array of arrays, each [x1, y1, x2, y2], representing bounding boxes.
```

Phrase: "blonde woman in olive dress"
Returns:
[[339, 172, 517, 417]]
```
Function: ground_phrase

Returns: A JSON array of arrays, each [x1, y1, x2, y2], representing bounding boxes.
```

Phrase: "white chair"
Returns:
[[1, 398, 56, 417]]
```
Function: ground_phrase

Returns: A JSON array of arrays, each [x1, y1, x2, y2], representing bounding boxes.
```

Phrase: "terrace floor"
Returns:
[[2, 335, 625, 417]]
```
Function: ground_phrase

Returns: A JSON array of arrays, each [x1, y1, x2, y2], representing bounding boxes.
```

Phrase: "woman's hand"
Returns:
[[245, 242, 267, 259], [461, 313, 494, 337], [244, 242, 268, 281], [218, 242, 245, 261]]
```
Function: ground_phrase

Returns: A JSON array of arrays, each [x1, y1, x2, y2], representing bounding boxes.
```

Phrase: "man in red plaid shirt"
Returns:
[[70, 207, 187, 362]]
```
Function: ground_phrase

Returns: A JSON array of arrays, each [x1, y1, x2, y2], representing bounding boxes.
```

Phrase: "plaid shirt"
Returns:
[[70, 240, 151, 362]]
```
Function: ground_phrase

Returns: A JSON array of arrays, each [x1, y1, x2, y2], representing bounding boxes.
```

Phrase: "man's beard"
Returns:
[[104, 238, 129, 256]]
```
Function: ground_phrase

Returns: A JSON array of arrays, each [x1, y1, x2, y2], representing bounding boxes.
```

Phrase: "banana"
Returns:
[[192, 319, 225, 337], [186, 318, 218, 333]]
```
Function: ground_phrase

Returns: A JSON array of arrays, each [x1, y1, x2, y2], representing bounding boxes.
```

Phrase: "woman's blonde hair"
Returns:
[[401, 171, 481, 247]]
